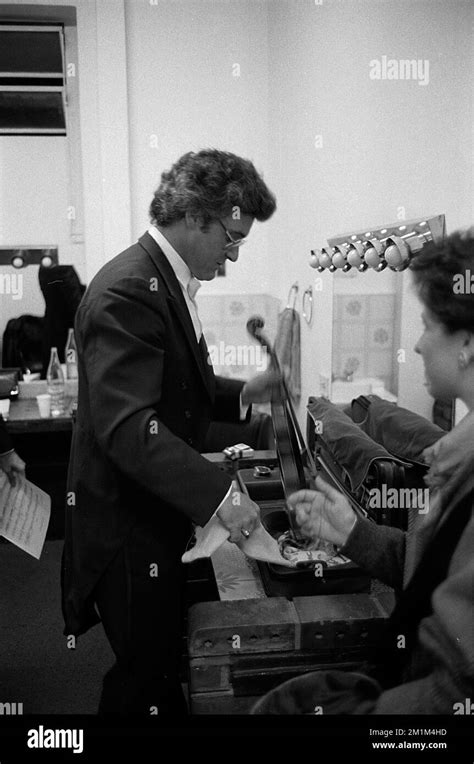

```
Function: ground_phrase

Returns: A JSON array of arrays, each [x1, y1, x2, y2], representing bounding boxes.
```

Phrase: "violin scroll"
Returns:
[[247, 315, 279, 371]]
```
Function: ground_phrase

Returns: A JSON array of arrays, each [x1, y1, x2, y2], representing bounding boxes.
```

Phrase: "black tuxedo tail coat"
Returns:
[[62, 233, 244, 636]]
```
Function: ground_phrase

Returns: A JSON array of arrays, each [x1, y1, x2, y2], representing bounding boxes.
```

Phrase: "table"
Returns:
[[5, 396, 75, 433], [5, 393, 75, 538]]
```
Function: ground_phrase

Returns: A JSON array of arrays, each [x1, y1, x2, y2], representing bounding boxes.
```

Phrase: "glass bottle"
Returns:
[[65, 328, 78, 380], [47, 347, 65, 416]]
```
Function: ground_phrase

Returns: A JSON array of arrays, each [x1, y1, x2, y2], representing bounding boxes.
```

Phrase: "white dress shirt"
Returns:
[[147, 225, 202, 341]]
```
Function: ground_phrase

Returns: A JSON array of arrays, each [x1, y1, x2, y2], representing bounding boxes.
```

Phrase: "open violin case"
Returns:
[[237, 392, 444, 599], [236, 465, 372, 597]]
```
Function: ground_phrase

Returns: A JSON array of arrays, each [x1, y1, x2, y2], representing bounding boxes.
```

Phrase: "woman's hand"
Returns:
[[288, 475, 357, 548]]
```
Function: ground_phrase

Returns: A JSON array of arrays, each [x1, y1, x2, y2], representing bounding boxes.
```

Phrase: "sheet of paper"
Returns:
[[0, 472, 51, 559]]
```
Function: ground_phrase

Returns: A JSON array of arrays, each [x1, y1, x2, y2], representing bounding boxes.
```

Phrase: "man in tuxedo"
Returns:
[[0, 416, 25, 486], [62, 149, 277, 715]]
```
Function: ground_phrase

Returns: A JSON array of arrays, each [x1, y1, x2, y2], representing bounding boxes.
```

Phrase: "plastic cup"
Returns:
[[36, 394, 52, 418], [0, 398, 11, 420]]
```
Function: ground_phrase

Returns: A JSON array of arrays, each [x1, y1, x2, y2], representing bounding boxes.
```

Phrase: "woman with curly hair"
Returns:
[[253, 228, 474, 715]]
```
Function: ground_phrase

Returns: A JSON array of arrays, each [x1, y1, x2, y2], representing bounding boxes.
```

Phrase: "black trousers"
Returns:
[[94, 521, 189, 716]]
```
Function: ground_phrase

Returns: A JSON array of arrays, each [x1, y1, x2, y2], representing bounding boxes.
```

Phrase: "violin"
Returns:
[[246, 316, 317, 541]]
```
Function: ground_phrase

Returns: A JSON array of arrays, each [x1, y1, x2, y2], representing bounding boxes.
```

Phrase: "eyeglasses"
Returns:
[[216, 219, 247, 250]]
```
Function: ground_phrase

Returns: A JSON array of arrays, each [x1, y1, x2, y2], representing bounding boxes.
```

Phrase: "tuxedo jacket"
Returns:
[[62, 232, 245, 636]]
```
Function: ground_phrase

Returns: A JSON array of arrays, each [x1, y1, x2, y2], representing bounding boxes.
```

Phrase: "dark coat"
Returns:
[[38, 264, 86, 375], [62, 232, 244, 636], [343, 467, 474, 713], [253, 471, 474, 715]]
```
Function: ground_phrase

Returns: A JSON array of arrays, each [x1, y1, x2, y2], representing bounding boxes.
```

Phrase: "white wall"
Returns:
[[0, 1, 87, 351], [1, 0, 472, 426], [267, 0, 474, 425], [0, 136, 76, 332], [124, 0, 273, 295], [0, 0, 132, 290]]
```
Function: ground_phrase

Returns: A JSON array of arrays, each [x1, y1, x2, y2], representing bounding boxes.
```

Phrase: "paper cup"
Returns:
[[0, 398, 11, 420], [36, 394, 52, 418]]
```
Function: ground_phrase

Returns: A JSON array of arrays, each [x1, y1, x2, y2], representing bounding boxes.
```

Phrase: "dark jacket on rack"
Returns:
[[38, 265, 86, 376]]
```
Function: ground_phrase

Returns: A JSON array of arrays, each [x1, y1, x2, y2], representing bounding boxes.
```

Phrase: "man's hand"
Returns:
[[288, 475, 357, 548], [241, 368, 280, 406], [216, 490, 261, 544], [422, 410, 474, 491], [0, 450, 26, 487]]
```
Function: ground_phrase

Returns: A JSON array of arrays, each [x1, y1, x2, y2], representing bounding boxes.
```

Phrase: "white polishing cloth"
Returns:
[[181, 514, 296, 567]]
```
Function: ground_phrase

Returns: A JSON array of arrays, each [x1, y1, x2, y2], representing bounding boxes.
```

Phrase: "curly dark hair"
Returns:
[[149, 149, 276, 229], [409, 228, 474, 333]]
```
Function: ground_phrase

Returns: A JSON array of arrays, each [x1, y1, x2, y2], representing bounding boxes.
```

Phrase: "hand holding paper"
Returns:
[[0, 450, 26, 487], [0, 472, 51, 559], [216, 488, 260, 543]]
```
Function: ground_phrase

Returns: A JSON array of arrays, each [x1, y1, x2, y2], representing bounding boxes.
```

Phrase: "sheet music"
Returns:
[[0, 472, 51, 559]]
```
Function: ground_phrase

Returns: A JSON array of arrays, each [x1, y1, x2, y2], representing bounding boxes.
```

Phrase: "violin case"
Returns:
[[236, 467, 371, 598], [235, 390, 431, 598]]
